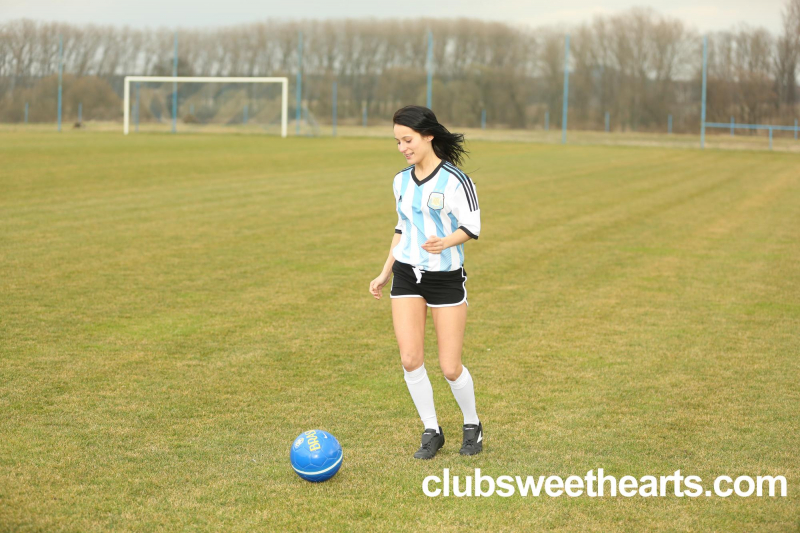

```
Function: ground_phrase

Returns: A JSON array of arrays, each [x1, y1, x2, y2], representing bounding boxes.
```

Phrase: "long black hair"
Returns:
[[393, 105, 469, 168]]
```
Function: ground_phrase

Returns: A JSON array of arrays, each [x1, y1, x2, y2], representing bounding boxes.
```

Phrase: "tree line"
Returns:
[[1, 1, 798, 132]]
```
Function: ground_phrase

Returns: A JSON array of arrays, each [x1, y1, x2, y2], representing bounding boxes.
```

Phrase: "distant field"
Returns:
[[1, 131, 798, 531], [2, 120, 799, 153]]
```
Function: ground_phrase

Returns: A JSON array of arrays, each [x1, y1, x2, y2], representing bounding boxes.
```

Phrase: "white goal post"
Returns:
[[123, 76, 289, 137]]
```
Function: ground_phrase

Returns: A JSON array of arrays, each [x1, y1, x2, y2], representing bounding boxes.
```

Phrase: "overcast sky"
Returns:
[[0, 0, 788, 34]]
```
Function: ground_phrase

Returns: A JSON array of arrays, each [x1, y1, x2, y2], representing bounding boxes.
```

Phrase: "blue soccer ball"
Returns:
[[290, 429, 343, 482]]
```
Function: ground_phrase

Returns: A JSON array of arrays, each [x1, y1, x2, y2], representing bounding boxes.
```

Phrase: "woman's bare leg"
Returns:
[[392, 297, 427, 371], [432, 302, 479, 427], [392, 297, 439, 433], [431, 302, 467, 380]]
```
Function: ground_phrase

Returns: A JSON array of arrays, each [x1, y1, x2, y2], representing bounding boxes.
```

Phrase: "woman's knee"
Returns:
[[440, 362, 463, 381], [400, 351, 424, 372]]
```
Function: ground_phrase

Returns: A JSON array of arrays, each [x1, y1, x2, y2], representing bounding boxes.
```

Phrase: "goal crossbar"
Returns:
[[123, 76, 289, 137]]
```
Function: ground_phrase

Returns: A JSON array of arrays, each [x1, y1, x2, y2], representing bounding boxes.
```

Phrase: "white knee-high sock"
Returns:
[[403, 364, 439, 433], [446, 365, 479, 425]]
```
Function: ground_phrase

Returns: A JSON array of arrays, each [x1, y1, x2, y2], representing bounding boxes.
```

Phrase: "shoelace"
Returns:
[[463, 430, 478, 447], [420, 432, 437, 450]]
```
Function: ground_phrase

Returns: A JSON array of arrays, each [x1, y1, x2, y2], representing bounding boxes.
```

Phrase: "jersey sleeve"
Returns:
[[451, 179, 480, 240], [393, 178, 403, 234]]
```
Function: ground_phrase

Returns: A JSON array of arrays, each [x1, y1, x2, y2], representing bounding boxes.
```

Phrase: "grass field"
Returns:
[[4, 121, 800, 153], [1, 131, 799, 531]]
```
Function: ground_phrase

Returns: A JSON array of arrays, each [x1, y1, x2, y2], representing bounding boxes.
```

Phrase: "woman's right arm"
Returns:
[[380, 232, 402, 277], [369, 233, 402, 300]]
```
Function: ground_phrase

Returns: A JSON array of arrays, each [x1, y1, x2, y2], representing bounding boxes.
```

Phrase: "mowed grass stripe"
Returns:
[[1, 132, 798, 531]]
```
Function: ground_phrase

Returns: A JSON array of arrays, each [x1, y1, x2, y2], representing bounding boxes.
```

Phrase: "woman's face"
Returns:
[[394, 124, 432, 165]]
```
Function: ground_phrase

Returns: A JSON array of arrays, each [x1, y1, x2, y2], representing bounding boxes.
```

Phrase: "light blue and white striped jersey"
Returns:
[[392, 159, 481, 272]]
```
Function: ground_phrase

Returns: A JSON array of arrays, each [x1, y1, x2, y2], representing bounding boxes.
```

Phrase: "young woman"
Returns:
[[369, 105, 483, 460]]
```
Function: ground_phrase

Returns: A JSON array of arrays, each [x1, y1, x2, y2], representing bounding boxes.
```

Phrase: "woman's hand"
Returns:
[[422, 235, 446, 254], [369, 272, 392, 299]]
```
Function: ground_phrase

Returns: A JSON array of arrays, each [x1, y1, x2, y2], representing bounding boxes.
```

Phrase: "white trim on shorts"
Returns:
[[389, 265, 469, 307], [426, 266, 468, 308]]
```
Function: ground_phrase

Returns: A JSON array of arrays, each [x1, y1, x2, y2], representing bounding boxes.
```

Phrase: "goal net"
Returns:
[[123, 76, 288, 136]]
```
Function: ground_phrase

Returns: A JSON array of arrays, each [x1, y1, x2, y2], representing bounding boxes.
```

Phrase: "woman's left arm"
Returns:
[[422, 177, 480, 255], [421, 229, 472, 254]]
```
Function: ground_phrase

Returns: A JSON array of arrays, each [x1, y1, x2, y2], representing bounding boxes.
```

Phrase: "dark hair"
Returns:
[[393, 105, 469, 168]]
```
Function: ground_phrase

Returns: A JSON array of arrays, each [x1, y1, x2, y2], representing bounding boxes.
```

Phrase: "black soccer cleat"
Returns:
[[413, 427, 445, 459], [460, 422, 483, 456]]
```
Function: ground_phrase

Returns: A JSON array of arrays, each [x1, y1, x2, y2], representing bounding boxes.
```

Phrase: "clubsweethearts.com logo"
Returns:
[[422, 469, 787, 498]]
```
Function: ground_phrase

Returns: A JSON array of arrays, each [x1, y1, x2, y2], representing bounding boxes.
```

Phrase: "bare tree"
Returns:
[[774, 0, 800, 111], [0, 11, 794, 128]]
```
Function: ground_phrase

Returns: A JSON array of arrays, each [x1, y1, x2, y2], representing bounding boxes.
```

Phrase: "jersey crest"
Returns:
[[427, 192, 444, 210]]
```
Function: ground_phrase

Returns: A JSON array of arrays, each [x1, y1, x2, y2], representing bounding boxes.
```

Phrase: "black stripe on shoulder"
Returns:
[[447, 163, 479, 211], [443, 162, 478, 210], [445, 168, 474, 211], [443, 162, 478, 211]]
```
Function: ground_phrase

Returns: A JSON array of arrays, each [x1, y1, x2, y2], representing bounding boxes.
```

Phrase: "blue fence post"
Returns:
[[481, 109, 486, 129], [296, 31, 303, 135], [172, 32, 178, 134], [701, 36, 708, 149], [243, 104, 248, 124], [769, 127, 773, 150], [332, 81, 337, 137], [78, 102, 82, 124], [730, 116, 734, 136], [426, 30, 433, 109], [795, 119, 798, 140], [363, 101, 367, 127], [545, 111, 549, 131], [605, 111, 610, 133], [24, 102, 29, 124], [135, 83, 140, 132], [57, 34, 63, 132], [561, 34, 570, 145], [668, 114, 672, 134]]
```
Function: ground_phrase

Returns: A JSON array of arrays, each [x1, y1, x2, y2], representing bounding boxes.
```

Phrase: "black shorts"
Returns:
[[390, 260, 468, 307]]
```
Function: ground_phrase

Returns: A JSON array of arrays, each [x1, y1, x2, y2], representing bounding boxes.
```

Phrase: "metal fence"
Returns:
[[1, 17, 798, 150]]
